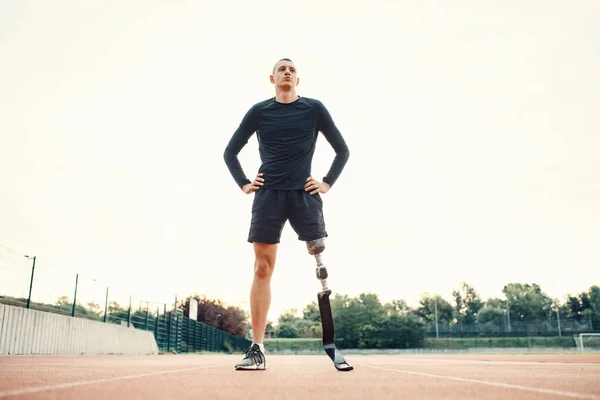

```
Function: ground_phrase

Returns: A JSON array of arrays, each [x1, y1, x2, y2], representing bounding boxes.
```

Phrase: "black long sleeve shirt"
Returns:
[[223, 96, 350, 190]]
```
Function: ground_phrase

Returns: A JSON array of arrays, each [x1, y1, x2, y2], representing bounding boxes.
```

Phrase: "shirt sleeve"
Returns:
[[223, 105, 259, 189], [316, 101, 350, 187]]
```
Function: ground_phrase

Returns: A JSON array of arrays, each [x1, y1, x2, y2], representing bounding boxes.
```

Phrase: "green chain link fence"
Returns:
[[129, 306, 250, 353]]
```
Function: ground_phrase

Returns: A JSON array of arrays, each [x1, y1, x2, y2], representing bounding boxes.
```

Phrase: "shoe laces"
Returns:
[[241, 345, 265, 366]]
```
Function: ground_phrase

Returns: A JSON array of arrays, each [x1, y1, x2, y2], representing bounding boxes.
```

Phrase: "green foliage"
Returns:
[[477, 305, 505, 325], [302, 301, 320, 323], [108, 301, 129, 322], [424, 336, 575, 349], [567, 295, 584, 319], [503, 283, 553, 322], [570, 285, 600, 329], [452, 282, 483, 324], [302, 293, 425, 349], [589, 286, 600, 311], [268, 283, 600, 349], [178, 294, 248, 337], [276, 309, 321, 338], [485, 297, 506, 309], [264, 338, 322, 351], [415, 294, 453, 324]]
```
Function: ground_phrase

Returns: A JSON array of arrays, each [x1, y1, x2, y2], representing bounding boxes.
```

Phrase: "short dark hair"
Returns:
[[272, 58, 294, 74]]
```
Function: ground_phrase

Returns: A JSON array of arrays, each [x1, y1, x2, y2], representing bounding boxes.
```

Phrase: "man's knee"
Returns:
[[254, 256, 274, 279], [254, 246, 275, 279], [254, 243, 276, 279]]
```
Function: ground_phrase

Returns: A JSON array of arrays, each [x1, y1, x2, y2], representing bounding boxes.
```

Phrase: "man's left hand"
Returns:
[[305, 176, 330, 195]]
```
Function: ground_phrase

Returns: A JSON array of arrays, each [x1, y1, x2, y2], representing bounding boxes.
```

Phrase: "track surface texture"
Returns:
[[1, 353, 599, 399]]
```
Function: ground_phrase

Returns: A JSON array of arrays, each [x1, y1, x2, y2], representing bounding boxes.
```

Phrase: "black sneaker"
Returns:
[[234, 344, 267, 370]]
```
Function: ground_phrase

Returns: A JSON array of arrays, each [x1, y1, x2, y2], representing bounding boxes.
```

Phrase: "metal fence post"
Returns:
[[175, 309, 180, 353], [187, 318, 190, 353], [167, 310, 171, 352], [127, 295, 132, 328], [155, 307, 159, 342], [193, 321, 197, 352], [71, 274, 79, 317], [103, 287, 109, 322], [25, 255, 36, 309]]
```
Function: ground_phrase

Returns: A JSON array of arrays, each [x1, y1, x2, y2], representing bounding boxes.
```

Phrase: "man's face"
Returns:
[[270, 60, 299, 89]]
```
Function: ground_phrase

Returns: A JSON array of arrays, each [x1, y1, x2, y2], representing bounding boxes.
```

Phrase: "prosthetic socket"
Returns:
[[306, 238, 330, 295]]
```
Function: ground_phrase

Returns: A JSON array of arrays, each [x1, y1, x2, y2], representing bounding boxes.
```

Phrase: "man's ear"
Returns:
[[296, 77, 300, 86], [270, 75, 275, 84]]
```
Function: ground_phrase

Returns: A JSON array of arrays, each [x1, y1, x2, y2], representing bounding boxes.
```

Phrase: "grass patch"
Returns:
[[424, 336, 575, 349], [264, 336, 576, 351], [264, 338, 322, 351]]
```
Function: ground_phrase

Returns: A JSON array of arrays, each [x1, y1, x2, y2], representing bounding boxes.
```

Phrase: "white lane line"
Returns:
[[357, 358, 600, 367], [0, 364, 224, 398], [356, 364, 600, 400], [0, 364, 93, 368]]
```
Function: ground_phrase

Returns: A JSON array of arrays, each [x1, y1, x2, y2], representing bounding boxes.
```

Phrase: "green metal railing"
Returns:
[[131, 307, 250, 353], [0, 297, 251, 354]]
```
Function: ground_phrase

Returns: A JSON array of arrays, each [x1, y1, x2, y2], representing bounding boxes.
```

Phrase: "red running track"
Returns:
[[0, 353, 599, 399]]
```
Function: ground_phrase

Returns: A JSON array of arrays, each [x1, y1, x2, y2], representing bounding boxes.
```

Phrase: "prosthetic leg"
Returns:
[[307, 238, 353, 371]]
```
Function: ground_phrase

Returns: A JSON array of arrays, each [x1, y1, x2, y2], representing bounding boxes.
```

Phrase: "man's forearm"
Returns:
[[224, 147, 251, 188], [322, 145, 350, 187]]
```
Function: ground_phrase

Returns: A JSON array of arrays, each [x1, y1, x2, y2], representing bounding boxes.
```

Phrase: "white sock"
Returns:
[[253, 343, 265, 353]]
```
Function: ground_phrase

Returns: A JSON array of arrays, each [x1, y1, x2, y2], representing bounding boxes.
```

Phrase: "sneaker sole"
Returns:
[[235, 365, 267, 370]]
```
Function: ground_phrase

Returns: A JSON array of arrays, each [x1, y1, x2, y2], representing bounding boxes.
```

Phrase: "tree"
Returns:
[[179, 294, 248, 337], [108, 301, 129, 322], [384, 299, 411, 317], [275, 309, 302, 338], [302, 301, 320, 323], [589, 286, 600, 311], [566, 295, 584, 320], [477, 305, 505, 325], [329, 293, 424, 349], [86, 302, 102, 317], [452, 282, 483, 325], [485, 297, 506, 309], [375, 313, 424, 348], [476, 297, 508, 331], [415, 294, 453, 324], [55, 296, 70, 306], [586, 285, 600, 329], [502, 283, 552, 322], [265, 320, 275, 337], [328, 294, 377, 348], [54, 296, 72, 313]]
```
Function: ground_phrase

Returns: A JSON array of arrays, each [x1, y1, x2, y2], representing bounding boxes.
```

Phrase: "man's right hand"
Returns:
[[242, 173, 264, 194]]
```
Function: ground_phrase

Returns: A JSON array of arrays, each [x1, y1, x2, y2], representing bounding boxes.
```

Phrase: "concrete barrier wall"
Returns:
[[0, 304, 158, 355]]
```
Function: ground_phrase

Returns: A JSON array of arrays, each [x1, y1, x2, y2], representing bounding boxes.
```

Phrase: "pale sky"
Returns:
[[1, 1, 599, 324]]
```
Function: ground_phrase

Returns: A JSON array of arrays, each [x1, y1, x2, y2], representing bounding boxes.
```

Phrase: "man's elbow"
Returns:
[[223, 146, 235, 162], [339, 145, 350, 160]]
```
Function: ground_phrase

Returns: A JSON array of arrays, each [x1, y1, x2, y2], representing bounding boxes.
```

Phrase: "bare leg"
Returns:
[[250, 242, 277, 344]]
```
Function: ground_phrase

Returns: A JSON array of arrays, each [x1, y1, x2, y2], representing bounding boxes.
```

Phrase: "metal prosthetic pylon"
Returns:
[[307, 238, 353, 372]]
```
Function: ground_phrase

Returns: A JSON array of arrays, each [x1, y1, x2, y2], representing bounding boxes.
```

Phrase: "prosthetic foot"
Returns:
[[307, 238, 353, 372]]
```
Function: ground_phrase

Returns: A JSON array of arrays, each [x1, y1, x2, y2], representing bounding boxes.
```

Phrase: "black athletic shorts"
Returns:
[[248, 189, 328, 244]]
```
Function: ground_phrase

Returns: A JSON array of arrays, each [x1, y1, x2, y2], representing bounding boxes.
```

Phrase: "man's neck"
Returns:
[[275, 90, 299, 104]]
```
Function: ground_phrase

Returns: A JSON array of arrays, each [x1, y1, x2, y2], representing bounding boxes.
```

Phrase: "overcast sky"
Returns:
[[1, 0, 598, 323]]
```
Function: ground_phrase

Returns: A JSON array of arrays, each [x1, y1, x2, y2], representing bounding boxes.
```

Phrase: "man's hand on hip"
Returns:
[[242, 173, 264, 194], [305, 176, 330, 195]]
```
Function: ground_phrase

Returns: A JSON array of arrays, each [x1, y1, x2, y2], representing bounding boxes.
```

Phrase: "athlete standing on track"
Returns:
[[223, 58, 350, 370]]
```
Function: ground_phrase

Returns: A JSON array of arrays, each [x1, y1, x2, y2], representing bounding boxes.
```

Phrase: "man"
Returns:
[[223, 58, 350, 370]]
